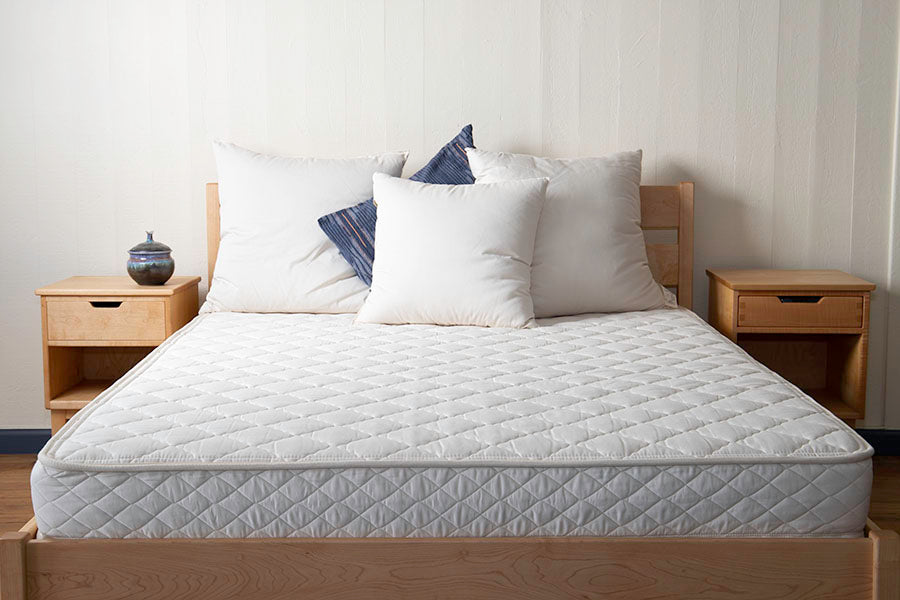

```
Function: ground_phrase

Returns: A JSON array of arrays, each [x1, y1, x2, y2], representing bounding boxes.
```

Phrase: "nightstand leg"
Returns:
[[50, 410, 67, 435]]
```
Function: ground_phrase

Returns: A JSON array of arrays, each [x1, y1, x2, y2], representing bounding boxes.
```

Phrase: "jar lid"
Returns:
[[129, 231, 171, 254]]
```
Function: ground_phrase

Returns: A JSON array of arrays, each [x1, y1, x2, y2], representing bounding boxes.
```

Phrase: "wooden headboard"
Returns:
[[205, 181, 694, 309]]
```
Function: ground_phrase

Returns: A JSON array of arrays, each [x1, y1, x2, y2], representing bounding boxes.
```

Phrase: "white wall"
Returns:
[[1, 0, 899, 429]]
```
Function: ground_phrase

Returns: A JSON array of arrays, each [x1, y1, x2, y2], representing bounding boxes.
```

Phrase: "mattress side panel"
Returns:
[[31, 458, 872, 539]]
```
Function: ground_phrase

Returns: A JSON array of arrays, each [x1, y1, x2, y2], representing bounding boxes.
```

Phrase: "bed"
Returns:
[[3, 182, 898, 600]]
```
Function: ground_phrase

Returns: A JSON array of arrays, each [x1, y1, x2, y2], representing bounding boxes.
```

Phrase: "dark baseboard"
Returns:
[[0, 429, 51, 454], [856, 429, 900, 456]]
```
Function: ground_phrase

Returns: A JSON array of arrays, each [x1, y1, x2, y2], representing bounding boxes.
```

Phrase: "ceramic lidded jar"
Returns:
[[127, 231, 174, 285]]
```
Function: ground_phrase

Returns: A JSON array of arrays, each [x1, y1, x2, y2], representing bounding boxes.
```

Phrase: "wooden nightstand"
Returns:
[[35, 276, 200, 433], [706, 269, 875, 424]]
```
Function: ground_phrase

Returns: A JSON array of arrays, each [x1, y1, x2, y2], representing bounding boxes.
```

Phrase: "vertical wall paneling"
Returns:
[[422, 2, 467, 164], [0, 1, 45, 427], [264, 0, 311, 156], [579, 0, 623, 157], [857, 0, 900, 429], [808, 0, 860, 270], [147, 2, 195, 288], [109, 1, 153, 267], [497, 0, 542, 156], [656, 0, 700, 185], [540, 0, 582, 157], [655, 0, 701, 304], [0, 0, 898, 429], [694, 0, 739, 316], [422, 0, 517, 165], [344, 0, 387, 156], [889, 133, 900, 426], [731, 0, 778, 272], [384, 0, 425, 175], [187, 1, 228, 292], [459, 0, 503, 151], [772, 1, 821, 269], [304, 2, 348, 157], [421, 2, 462, 167], [616, 0, 660, 184], [30, 0, 86, 286], [69, 1, 116, 276], [224, 0, 268, 148]]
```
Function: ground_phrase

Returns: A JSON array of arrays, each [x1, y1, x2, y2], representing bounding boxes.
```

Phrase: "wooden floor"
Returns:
[[872, 455, 900, 532], [1, 455, 35, 533], [2, 454, 899, 534]]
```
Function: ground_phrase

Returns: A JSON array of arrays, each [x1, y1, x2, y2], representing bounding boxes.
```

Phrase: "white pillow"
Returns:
[[466, 148, 666, 317], [203, 142, 407, 313], [356, 174, 548, 328]]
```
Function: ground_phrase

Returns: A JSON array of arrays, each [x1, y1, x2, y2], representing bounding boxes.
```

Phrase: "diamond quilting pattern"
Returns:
[[32, 461, 871, 538], [33, 309, 873, 538], [42, 310, 869, 469]]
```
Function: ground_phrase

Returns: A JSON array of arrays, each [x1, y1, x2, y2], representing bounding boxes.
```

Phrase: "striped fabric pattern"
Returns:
[[318, 124, 475, 285]]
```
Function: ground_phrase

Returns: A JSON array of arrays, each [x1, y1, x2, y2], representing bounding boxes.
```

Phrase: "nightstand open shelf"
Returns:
[[36, 276, 200, 433], [736, 332, 865, 420], [43, 346, 152, 411], [50, 379, 116, 410], [706, 269, 874, 424]]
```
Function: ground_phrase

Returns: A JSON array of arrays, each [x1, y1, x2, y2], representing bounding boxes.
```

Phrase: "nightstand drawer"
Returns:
[[46, 298, 167, 342], [737, 295, 863, 329]]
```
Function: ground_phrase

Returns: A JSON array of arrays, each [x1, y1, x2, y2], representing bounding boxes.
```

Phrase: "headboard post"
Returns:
[[204, 180, 695, 310], [677, 182, 694, 310], [206, 183, 220, 286], [638, 182, 695, 310]]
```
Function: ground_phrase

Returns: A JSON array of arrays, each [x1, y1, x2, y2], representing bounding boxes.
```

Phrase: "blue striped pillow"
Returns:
[[318, 125, 475, 285]]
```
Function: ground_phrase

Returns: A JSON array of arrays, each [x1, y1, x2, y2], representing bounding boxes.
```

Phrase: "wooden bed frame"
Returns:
[[3, 181, 898, 600]]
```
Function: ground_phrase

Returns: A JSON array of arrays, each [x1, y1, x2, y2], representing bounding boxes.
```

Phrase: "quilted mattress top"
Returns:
[[38, 309, 872, 472]]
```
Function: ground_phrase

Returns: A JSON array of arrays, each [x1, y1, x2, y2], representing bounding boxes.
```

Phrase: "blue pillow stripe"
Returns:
[[408, 135, 475, 185], [318, 124, 475, 285], [319, 198, 378, 283]]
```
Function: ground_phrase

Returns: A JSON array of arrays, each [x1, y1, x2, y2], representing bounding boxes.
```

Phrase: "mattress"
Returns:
[[32, 309, 873, 539]]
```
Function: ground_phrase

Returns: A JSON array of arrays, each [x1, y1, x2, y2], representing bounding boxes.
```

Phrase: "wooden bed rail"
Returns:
[[2, 519, 898, 600]]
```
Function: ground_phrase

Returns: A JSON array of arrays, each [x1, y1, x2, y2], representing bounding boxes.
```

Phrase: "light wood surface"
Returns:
[[677, 182, 694, 310], [871, 528, 900, 600], [645, 243, 678, 287], [706, 270, 872, 422], [707, 269, 876, 291], [17, 519, 36, 538], [166, 286, 200, 337], [81, 347, 148, 380], [36, 277, 200, 433], [45, 298, 167, 343], [639, 185, 681, 228], [206, 183, 221, 286], [708, 277, 738, 340], [206, 182, 697, 309], [738, 294, 864, 328], [0, 532, 27, 600], [738, 335, 828, 389], [12, 533, 884, 600], [35, 276, 201, 296], [46, 380, 113, 410]]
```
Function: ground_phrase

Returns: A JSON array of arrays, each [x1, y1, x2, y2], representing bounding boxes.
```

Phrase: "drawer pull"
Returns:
[[89, 301, 123, 309], [777, 296, 822, 304]]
